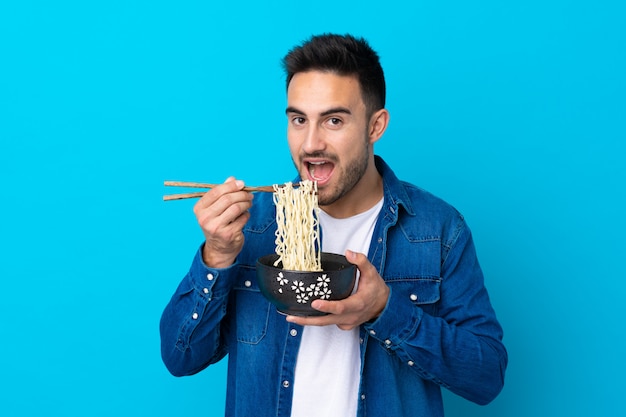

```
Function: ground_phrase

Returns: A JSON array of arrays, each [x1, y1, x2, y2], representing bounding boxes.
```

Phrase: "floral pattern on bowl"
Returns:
[[256, 253, 356, 316]]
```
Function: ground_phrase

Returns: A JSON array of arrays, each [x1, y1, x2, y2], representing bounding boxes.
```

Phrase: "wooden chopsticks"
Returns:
[[163, 181, 276, 201]]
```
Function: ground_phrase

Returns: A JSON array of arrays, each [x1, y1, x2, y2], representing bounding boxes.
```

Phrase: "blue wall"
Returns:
[[1, 1, 624, 416]]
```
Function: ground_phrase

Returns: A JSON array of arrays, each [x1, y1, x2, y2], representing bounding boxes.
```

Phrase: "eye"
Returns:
[[291, 116, 306, 126], [327, 117, 343, 127]]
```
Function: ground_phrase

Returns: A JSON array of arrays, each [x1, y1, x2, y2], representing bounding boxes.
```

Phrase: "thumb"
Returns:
[[345, 249, 370, 269]]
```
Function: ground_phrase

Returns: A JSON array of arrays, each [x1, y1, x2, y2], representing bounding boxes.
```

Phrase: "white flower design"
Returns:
[[291, 280, 305, 294], [276, 274, 334, 305], [317, 286, 332, 300], [317, 274, 330, 287], [276, 272, 289, 286], [306, 284, 316, 298], [296, 292, 310, 303]]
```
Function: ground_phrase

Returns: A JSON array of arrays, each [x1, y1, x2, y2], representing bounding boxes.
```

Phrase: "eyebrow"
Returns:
[[285, 106, 352, 117]]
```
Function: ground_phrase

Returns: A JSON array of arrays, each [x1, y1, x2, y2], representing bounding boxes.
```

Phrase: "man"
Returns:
[[160, 33, 507, 417]]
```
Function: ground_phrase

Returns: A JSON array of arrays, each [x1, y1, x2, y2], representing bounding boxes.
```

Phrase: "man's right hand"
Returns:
[[193, 177, 254, 268]]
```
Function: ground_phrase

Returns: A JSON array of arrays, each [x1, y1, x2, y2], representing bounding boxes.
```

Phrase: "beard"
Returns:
[[296, 142, 370, 207]]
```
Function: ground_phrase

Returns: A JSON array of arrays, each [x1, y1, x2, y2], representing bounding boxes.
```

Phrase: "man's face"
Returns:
[[286, 71, 372, 207]]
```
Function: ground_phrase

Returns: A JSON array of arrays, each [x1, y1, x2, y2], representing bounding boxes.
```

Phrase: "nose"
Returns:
[[301, 125, 326, 154]]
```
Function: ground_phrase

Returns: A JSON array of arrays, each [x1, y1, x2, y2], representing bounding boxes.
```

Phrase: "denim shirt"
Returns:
[[160, 156, 507, 417]]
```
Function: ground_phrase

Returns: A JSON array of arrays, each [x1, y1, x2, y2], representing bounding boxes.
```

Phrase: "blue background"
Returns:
[[1, 1, 624, 416]]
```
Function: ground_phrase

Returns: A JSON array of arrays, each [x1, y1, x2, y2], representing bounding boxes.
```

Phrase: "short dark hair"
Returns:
[[282, 33, 386, 115]]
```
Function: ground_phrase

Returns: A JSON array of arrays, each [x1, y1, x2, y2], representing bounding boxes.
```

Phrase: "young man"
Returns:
[[160, 34, 507, 417]]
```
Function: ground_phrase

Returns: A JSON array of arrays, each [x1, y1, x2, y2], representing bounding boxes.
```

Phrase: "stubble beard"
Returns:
[[314, 143, 370, 207]]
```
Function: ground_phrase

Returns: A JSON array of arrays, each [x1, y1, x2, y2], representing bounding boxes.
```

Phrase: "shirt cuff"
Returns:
[[363, 285, 423, 349], [187, 244, 239, 300]]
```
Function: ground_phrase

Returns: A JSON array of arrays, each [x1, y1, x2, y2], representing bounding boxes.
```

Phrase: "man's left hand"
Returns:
[[286, 250, 390, 330]]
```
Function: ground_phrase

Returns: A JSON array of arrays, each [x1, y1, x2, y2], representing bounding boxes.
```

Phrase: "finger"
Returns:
[[285, 313, 335, 327], [216, 208, 251, 240], [226, 206, 252, 230], [194, 184, 253, 226], [285, 304, 359, 330], [217, 198, 254, 225], [345, 249, 367, 267], [347, 250, 389, 320], [288, 297, 354, 320], [195, 177, 247, 209], [310, 298, 346, 315], [197, 200, 253, 238], [345, 249, 376, 278]]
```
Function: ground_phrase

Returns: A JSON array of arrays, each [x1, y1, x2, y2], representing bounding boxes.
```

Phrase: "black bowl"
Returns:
[[256, 253, 357, 316]]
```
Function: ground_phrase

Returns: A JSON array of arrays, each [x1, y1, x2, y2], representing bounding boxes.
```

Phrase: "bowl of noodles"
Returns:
[[255, 181, 356, 316], [256, 252, 356, 316]]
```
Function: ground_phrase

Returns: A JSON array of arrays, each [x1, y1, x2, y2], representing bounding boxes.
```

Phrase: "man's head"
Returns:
[[283, 34, 389, 217], [282, 33, 386, 118]]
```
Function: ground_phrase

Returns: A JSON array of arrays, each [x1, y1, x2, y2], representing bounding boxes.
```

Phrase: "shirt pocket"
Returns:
[[387, 277, 442, 316], [233, 268, 271, 344]]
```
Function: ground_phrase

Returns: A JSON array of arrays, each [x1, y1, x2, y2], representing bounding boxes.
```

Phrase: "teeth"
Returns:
[[307, 161, 328, 181], [308, 162, 320, 180]]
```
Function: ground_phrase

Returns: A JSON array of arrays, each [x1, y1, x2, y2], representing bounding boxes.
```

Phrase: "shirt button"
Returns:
[[359, 338, 364, 344], [408, 360, 415, 366], [385, 339, 392, 346], [244, 280, 252, 287], [377, 237, 383, 243], [282, 380, 290, 388], [207, 273, 214, 281], [369, 330, 376, 336], [290, 329, 298, 337], [361, 394, 366, 400], [203, 288, 209, 294], [410, 294, 418, 301], [192, 312, 199, 320]]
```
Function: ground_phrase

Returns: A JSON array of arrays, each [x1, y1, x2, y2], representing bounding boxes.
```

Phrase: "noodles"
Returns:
[[273, 181, 321, 271]]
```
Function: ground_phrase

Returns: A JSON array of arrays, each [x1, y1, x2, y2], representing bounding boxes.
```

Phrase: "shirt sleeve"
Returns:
[[363, 220, 508, 405], [159, 245, 237, 377]]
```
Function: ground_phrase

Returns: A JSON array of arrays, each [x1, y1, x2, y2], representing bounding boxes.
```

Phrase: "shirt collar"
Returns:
[[375, 155, 415, 217]]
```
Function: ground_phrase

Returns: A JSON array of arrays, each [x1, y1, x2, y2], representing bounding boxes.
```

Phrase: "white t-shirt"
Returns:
[[290, 198, 384, 417]]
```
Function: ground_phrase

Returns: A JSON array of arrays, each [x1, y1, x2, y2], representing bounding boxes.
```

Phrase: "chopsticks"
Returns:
[[163, 181, 276, 201]]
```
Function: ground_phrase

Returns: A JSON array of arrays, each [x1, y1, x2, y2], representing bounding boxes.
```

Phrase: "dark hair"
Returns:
[[282, 33, 386, 115]]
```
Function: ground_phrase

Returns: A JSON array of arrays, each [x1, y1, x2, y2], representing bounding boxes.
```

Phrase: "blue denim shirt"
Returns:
[[160, 156, 507, 417]]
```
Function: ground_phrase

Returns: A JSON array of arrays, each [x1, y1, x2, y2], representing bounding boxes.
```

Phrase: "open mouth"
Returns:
[[306, 160, 334, 185]]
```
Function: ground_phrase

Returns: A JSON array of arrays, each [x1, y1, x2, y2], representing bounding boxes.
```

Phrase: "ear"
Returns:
[[368, 108, 390, 145]]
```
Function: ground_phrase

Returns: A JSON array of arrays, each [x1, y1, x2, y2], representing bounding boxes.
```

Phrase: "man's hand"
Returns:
[[286, 250, 389, 330], [193, 177, 254, 268]]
